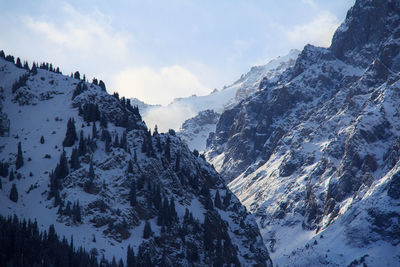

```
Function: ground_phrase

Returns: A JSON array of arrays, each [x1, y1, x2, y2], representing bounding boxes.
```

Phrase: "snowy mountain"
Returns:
[[207, 0, 400, 266], [173, 49, 300, 115], [178, 110, 220, 152], [130, 97, 161, 114], [0, 54, 272, 266], [172, 49, 300, 151]]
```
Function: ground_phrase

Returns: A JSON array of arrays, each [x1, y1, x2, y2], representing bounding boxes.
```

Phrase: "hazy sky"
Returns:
[[0, 0, 355, 105]]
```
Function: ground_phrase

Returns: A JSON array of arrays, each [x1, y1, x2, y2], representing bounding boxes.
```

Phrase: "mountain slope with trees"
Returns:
[[0, 52, 271, 266]]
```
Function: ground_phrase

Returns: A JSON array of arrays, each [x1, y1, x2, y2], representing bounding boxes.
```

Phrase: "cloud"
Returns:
[[142, 104, 196, 132], [23, 3, 129, 63], [300, 0, 317, 8], [286, 12, 340, 47], [112, 65, 210, 106]]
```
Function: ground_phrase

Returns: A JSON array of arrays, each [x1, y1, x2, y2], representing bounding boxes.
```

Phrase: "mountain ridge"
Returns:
[[173, 49, 300, 151], [206, 0, 400, 265], [0, 52, 272, 266]]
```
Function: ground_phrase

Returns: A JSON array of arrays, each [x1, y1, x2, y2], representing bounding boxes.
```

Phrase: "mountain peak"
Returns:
[[330, 0, 400, 67], [206, 1, 400, 265]]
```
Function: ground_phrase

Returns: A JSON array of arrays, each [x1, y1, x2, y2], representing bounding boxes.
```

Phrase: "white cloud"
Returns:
[[301, 0, 317, 8], [112, 65, 210, 106], [23, 3, 129, 62], [142, 104, 196, 132], [286, 12, 340, 47]]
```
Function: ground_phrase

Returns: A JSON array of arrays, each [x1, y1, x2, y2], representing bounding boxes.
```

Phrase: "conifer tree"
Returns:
[[63, 118, 78, 147], [9, 169, 15, 181], [141, 140, 147, 153], [74, 71, 80, 80], [69, 147, 80, 170], [169, 197, 176, 218], [127, 161, 134, 174], [0, 178, 2, 189], [23, 61, 29, 70], [156, 137, 162, 152], [164, 137, 171, 162], [205, 194, 214, 210], [84, 161, 95, 193], [99, 80, 106, 91], [92, 122, 97, 139], [31, 62, 38, 75], [47, 224, 56, 242], [0, 215, 119, 266], [5, 55, 15, 63], [16, 57, 22, 68], [175, 153, 181, 171], [48, 171, 61, 206], [0, 162, 8, 177], [113, 134, 119, 147], [10, 183, 18, 202], [129, 182, 136, 207], [88, 160, 95, 180], [120, 131, 127, 151], [105, 136, 111, 153], [214, 190, 222, 209], [223, 190, 231, 209], [82, 103, 100, 122], [153, 185, 161, 210], [78, 130, 87, 156], [184, 208, 190, 222], [111, 257, 117, 267], [215, 239, 224, 266], [65, 201, 72, 217], [40, 136, 45, 144], [54, 151, 69, 180], [127, 245, 136, 267], [143, 221, 152, 239], [16, 142, 23, 170], [72, 82, 87, 100], [57, 203, 63, 215], [73, 201, 82, 223], [11, 74, 28, 94], [201, 185, 213, 210], [100, 113, 108, 128], [203, 213, 214, 251]]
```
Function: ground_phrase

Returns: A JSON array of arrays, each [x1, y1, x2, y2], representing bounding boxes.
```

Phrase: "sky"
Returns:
[[0, 0, 355, 106]]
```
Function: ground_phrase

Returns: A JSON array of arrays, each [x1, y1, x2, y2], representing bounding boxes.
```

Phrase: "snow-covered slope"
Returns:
[[172, 49, 299, 115], [178, 109, 220, 151], [207, 0, 400, 265], [227, 49, 300, 107], [130, 97, 161, 114], [171, 49, 299, 151], [0, 55, 272, 266]]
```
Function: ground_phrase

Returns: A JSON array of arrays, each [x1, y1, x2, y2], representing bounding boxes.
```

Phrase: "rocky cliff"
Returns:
[[207, 0, 400, 265]]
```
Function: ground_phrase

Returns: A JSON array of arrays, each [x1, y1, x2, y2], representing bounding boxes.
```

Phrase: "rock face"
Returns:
[[230, 49, 300, 105], [179, 109, 220, 151], [177, 50, 300, 152], [0, 55, 272, 266], [207, 0, 400, 265]]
